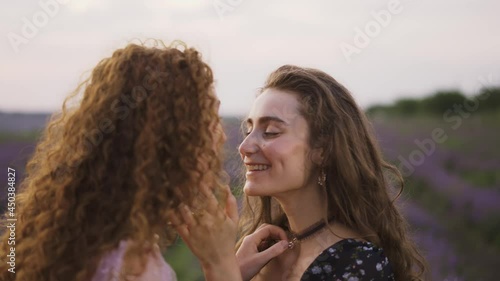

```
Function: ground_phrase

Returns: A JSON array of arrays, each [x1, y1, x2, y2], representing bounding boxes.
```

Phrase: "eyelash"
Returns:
[[263, 132, 279, 137], [244, 130, 280, 137]]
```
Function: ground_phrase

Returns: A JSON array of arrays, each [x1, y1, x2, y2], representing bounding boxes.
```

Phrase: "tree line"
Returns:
[[366, 87, 500, 116]]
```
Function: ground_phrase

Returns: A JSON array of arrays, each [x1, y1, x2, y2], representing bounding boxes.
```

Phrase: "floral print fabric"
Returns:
[[301, 239, 395, 281]]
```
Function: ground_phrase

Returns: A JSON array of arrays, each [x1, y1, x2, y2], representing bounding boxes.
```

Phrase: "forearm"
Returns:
[[201, 257, 243, 281]]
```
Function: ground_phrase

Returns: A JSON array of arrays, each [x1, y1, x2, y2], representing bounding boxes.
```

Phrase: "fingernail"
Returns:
[[281, 241, 289, 250]]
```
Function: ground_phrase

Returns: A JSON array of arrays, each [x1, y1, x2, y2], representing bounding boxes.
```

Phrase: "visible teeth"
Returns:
[[248, 165, 269, 171]]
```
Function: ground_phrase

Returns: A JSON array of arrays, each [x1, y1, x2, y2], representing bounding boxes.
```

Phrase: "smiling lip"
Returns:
[[244, 163, 271, 173]]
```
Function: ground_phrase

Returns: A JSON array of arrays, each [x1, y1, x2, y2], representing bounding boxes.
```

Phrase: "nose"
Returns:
[[238, 132, 259, 159]]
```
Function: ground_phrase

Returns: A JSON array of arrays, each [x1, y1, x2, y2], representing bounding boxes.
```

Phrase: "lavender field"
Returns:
[[373, 113, 500, 281], [1, 113, 498, 280]]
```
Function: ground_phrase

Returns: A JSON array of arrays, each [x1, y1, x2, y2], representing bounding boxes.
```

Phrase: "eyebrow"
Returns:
[[244, 116, 288, 126]]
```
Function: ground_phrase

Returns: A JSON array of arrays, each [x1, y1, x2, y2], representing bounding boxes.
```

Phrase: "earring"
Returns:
[[318, 169, 326, 186]]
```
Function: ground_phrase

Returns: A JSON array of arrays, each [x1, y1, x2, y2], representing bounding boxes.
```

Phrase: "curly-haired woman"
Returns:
[[0, 41, 242, 281]]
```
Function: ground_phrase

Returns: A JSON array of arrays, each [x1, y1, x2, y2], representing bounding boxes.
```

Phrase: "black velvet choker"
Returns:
[[287, 216, 335, 249]]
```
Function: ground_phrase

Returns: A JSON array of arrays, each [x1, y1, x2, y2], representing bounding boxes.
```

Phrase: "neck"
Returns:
[[274, 182, 327, 234]]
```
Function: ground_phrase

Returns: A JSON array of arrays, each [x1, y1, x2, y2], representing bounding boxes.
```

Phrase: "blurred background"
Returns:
[[1, 0, 499, 280]]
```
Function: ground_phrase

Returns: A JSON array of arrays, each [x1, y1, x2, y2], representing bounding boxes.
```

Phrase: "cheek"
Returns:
[[266, 140, 309, 174]]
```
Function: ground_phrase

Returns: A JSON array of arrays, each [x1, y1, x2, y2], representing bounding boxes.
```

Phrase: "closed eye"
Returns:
[[263, 132, 280, 137]]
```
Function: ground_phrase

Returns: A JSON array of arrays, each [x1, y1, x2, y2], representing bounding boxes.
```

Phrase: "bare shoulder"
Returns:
[[120, 241, 176, 281]]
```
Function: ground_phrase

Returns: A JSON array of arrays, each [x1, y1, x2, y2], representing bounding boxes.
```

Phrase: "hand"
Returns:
[[236, 224, 289, 281], [168, 185, 241, 281]]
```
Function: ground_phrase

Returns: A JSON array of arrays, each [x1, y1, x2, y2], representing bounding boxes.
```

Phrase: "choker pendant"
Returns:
[[288, 237, 299, 249]]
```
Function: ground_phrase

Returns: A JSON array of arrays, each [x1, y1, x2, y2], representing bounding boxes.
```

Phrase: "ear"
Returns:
[[311, 147, 324, 166]]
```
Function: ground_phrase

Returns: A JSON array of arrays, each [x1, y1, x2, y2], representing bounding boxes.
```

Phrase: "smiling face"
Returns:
[[239, 88, 318, 197]]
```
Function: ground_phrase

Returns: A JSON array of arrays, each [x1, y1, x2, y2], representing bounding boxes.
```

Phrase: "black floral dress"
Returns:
[[300, 239, 395, 281]]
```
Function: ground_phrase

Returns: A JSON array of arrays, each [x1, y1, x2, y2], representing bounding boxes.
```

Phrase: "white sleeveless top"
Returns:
[[92, 240, 177, 281]]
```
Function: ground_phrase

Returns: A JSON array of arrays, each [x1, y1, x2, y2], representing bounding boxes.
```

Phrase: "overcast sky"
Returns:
[[1, 0, 499, 116]]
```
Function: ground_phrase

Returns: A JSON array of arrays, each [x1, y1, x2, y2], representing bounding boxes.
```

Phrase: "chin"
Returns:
[[243, 182, 271, 197]]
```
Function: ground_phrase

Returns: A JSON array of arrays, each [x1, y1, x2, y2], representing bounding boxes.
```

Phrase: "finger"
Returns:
[[253, 225, 288, 242], [256, 223, 270, 230], [257, 239, 275, 252], [258, 240, 289, 261], [175, 223, 190, 239], [200, 184, 219, 214], [225, 186, 239, 224], [167, 210, 182, 226], [167, 210, 190, 238], [179, 204, 196, 226]]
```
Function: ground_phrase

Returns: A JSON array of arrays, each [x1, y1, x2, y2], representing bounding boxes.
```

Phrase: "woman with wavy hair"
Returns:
[[234, 65, 428, 280], [0, 40, 242, 281]]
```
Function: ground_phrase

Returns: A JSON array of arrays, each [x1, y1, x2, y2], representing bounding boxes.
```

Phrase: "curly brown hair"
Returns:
[[237, 65, 428, 280], [0, 40, 226, 281]]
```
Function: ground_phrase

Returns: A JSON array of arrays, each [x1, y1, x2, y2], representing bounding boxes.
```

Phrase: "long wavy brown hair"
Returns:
[[237, 65, 428, 280], [0, 40, 226, 281]]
